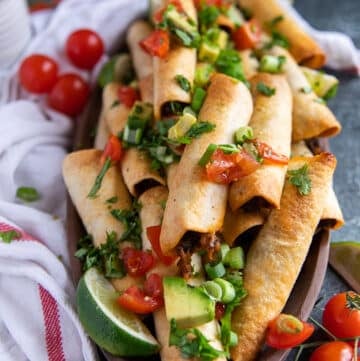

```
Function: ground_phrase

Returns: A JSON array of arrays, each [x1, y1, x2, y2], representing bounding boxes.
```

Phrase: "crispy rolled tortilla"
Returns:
[[94, 109, 110, 150], [291, 141, 344, 230], [153, 0, 197, 120], [160, 73, 253, 253], [126, 20, 153, 80], [103, 82, 130, 135], [238, 0, 325, 68], [231, 152, 337, 361], [121, 148, 166, 197], [222, 208, 266, 246], [139, 74, 153, 103], [229, 74, 292, 211], [239, 50, 258, 80], [268, 46, 341, 142]]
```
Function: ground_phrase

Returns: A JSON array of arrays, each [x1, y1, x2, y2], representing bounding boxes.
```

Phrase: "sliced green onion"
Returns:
[[123, 125, 143, 144], [229, 331, 239, 347], [259, 55, 286, 73], [323, 83, 338, 101], [191, 87, 207, 113], [220, 244, 230, 261], [223, 247, 245, 270], [183, 106, 197, 117], [234, 126, 254, 145], [87, 157, 112, 199], [203, 281, 223, 301], [195, 63, 214, 88], [198, 143, 217, 166], [218, 144, 239, 154], [205, 262, 226, 279], [213, 278, 236, 303]]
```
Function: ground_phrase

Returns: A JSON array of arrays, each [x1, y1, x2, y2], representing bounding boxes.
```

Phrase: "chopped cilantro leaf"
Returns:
[[256, 82, 276, 96], [175, 75, 191, 92], [16, 187, 40, 202], [173, 121, 216, 144], [106, 196, 118, 204], [287, 164, 312, 196]]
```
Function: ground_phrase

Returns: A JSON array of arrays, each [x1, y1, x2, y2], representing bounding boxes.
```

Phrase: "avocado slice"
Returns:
[[199, 42, 220, 63], [163, 277, 215, 328], [166, 8, 197, 36]]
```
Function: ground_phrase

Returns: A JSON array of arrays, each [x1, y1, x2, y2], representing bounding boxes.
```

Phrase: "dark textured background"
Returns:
[[287, 0, 360, 360]]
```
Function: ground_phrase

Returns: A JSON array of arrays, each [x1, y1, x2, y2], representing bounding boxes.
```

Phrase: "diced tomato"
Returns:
[[205, 149, 260, 184], [232, 19, 262, 50], [146, 225, 177, 265], [194, 0, 231, 10], [144, 273, 164, 299], [266, 314, 315, 349], [215, 302, 226, 320], [253, 140, 289, 165], [117, 285, 163, 314], [139, 30, 170, 58], [101, 135, 123, 165], [153, 0, 184, 23], [122, 247, 155, 277], [117, 86, 140, 108]]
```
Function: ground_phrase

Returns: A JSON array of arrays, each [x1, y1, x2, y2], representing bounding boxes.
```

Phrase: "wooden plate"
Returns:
[[66, 67, 330, 361]]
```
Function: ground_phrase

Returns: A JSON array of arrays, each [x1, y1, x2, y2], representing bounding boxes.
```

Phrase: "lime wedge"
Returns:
[[329, 241, 360, 293], [76, 268, 159, 356]]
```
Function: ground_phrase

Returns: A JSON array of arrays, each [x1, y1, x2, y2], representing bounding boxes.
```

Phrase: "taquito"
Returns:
[[94, 109, 110, 150], [268, 46, 341, 142], [160, 73, 253, 253], [239, 50, 258, 80], [231, 152, 337, 361], [291, 141, 344, 230], [238, 0, 325, 68], [153, 0, 197, 120], [229, 73, 292, 211]]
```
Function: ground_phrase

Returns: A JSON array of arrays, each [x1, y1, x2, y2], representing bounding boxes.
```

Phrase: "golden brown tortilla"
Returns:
[[229, 73, 292, 211], [231, 152, 337, 361], [267, 46, 341, 142], [94, 109, 110, 150], [160, 73, 253, 253], [139, 74, 154, 103], [239, 50, 258, 80], [238, 0, 325, 68]]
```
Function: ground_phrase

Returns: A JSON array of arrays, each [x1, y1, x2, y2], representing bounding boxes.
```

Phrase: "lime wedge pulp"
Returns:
[[329, 241, 360, 293], [76, 267, 159, 356]]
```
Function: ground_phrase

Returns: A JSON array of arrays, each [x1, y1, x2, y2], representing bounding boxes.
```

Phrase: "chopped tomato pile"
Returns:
[[117, 86, 140, 108], [122, 247, 155, 277], [232, 19, 263, 51]]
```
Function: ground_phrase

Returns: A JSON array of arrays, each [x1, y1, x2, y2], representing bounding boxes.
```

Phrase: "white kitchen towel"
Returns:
[[0, 0, 359, 361]]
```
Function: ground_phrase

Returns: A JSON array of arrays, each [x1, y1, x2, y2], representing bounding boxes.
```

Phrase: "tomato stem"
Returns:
[[309, 316, 337, 341]]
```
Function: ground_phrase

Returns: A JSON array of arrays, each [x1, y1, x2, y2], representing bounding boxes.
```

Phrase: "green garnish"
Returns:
[[215, 49, 246, 82], [198, 5, 220, 29], [234, 126, 254, 145], [323, 83, 338, 101], [174, 121, 215, 145], [175, 75, 191, 92], [98, 57, 117, 88], [0, 230, 20, 243], [259, 55, 286, 73], [218, 144, 239, 154], [287, 164, 312, 196], [110, 200, 142, 249], [87, 158, 112, 198], [191, 87, 207, 113], [256, 82, 276, 96], [16, 187, 40, 202], [195, 63, 214, 88], [75, 232, 125, 278], [106, 196, 118, 204], [268, 15, 284, 28], [169, 319, 226, 361], [110, 100, 120, 108], [198, 143, 218, 166]]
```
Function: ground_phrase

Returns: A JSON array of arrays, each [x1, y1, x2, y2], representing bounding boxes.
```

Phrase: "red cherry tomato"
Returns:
[[139, 30, 170, 58], [146, 225, 177, 265], [122, 247, 155, 277], [309, 341, 355, 361], [48, 73, 89, 116], [232, 19, 262, 51], [322, 292, 360, 340], [117, 86, 140, 108], [19, 54, 58, 94], [253, 140, 289, 165], [101, 135, 123, 165], [205, 148, 260, 184], [144, 273, 164, 299], [66, 29, 104, 70], [265, 314, 315, 349], [117, 285, 162, 314]]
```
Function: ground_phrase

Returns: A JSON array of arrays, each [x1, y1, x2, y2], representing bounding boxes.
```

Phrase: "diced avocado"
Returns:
[[301, 66, 339, 100], [216, 30, 229, 50], [127, 101, 153, 129], [168, 113, 197, 141], [199, 42, 220, 63], [163, 277, 215, 328], [166, 8, 197, 36]]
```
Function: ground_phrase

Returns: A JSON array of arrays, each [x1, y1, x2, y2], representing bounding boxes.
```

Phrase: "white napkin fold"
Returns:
[[0, 0, 358, 360]]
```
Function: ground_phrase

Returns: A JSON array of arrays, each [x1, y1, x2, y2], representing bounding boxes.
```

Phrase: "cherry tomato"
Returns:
[[117, 86, 140, 108], [309, 341, 355, 361], [19, 54, 58, 94], [117, 285, 162, 314], [323, 292, 360, 340], [146, 225, 177, 265], [66, 29, 104, 70], [101, 135, 123, 165], [122, 247, 155, 277], [205, 149, 260, 184], [265, 314, 315, 349], [253, 140, 289, 165], [48, 73, 89, 116], [232, 19, 262, 51], [139, 30, 170, 58], [144, 273, 164, 299]]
